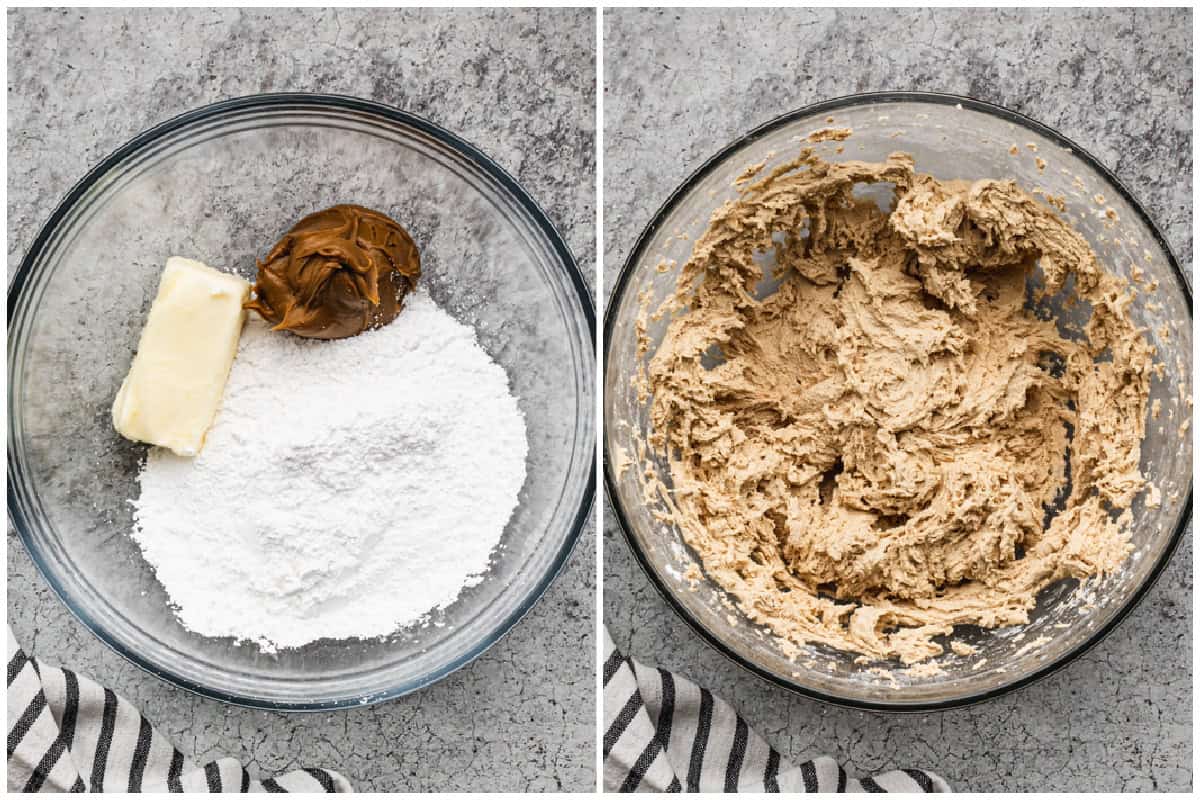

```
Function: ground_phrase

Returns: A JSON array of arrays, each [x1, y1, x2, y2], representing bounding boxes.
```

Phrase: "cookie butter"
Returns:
[[246, 204, 421, 339], [640, 151, 1154, 665]]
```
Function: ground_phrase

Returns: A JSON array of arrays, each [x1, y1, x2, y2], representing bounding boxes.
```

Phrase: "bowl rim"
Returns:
[[8, 92, 597, 711], [602, 89, 1193, 712]]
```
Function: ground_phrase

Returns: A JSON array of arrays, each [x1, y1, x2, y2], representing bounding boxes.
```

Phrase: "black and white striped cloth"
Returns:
[[603, 629, 949, 793], [7, 629, 350, 793]]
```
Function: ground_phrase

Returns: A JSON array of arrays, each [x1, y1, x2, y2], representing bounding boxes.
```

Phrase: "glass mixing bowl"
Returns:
[[604, 92, 1192, 710], [9, 94, 595, 710]]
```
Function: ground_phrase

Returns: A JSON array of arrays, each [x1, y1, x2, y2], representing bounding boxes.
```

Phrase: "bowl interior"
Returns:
[[9, 97, 595, 708], [605, 95, 1192, 707]]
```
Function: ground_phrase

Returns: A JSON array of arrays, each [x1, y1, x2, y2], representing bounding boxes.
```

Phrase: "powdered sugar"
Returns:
[[131, 291, 528, 650]]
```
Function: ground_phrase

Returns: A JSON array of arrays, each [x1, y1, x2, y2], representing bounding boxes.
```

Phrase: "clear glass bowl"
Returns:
[[8, 94, 595, 710], [604, 92, 1192, 710]]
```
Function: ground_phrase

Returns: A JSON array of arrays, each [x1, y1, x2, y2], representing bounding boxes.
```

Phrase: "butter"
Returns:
[[112, 257, 249, 456]]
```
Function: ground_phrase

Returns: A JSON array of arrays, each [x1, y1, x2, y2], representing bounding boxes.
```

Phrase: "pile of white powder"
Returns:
[[131, 291, 528, 651]]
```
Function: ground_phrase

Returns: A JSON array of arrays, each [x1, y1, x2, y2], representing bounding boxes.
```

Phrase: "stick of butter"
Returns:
[[112, 257, 250, 456]]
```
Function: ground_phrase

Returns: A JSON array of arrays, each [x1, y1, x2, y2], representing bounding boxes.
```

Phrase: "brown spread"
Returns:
[[639, 150, 1154, 665], [245, 204, 421, 339]]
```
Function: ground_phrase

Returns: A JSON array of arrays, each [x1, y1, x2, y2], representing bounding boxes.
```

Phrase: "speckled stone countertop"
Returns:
[[603, 7, 1191, 793], [7, 8, 595, 792]]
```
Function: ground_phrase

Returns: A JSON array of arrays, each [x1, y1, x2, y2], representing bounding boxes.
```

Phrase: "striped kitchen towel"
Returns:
[[7, 629, 351, 793], [603, 629, 949, 793]]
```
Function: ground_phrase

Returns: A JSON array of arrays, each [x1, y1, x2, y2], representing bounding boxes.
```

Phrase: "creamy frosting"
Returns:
[[640, 151, 1153, 664]]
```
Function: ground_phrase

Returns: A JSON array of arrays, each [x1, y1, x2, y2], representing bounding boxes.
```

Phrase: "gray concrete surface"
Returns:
[[8, 8, 595, 792], [604, 7, 1192, 793]]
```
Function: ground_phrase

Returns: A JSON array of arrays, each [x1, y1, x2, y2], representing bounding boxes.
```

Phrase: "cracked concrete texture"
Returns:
[[8, 7, 595, 792], [603, 7, 1191, 793]]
